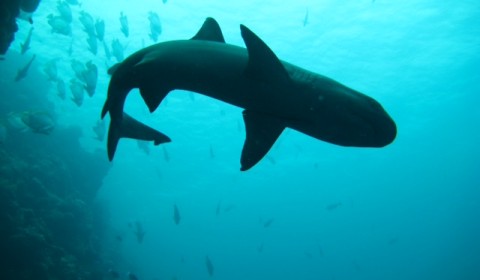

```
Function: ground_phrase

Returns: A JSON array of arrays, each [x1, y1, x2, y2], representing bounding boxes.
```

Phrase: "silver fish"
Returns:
[[20, 27, 34, 55], [70, 78, 84, 106]]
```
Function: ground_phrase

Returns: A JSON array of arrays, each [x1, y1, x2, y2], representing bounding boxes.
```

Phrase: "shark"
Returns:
[[101, 17, 396, 171]]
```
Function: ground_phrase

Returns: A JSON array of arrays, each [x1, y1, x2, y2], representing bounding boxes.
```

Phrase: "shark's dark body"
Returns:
[[102, 18, 396, 171]]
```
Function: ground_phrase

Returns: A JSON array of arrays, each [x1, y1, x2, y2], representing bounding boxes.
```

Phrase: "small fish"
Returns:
[[79, 11, 95, 37], [326, 202, 342, 211], [205, 256, 214, 277], [43, 59, 58, 81], [120, 12, 129, 37], [148, 11, 162, 42], [93, 119, 106, 141], [257, 242, 264, 253], [265, 155, 276, 165], [137, 140, 150, 154], [71, 59, 86, 82], [115, 235, 123, 242], [57, 1, 72, 23], [304, 252, 312, 259], [103, 40, 112, 60], [133, 221, 145, 244], [47, 14, 71, 36], [57, 79, 66, 100], [108, 269, 120, 278], [223, 204, 236, 213], [128, 272, 138, 280], [209, 144, 215, 159], [15, 54, 36, 82], [95, 19, 105, 41], [18, 10, 34, 24], [388, 237, 399, 245], [215, 200, 222, 216], [317, 244, 324, 257], [87, 34, 98, 55], [173, 204, 181, 225], [163, 0, 168, 3], [303, 8, 309, 27], [111, 39, 124, 62], [162, 145, 170, 162], [21, 111, 55, 135], [352, 260, 362, 272], [82, 60, 98, 97], [6, 112, 29, 133], [20, 27, 34, 55], [263, 218, 274, 228], [70, 78, 84, 107]]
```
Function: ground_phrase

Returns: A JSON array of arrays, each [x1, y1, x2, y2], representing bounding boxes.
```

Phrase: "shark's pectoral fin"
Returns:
[[191, 17, 226, 43], [240, 110, 285, 171], [139, 83, 170, 113], [107, 113, 171, 161], [240, 24, 291, 85]]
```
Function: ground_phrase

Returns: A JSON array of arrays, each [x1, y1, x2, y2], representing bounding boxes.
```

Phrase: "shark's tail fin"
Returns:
[[107, 113, 171, 161]]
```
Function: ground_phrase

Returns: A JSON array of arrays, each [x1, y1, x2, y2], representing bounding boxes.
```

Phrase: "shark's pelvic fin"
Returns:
[[240, 24, 291, 85], [133, 17, 226, 113], [240, 110, 285, 171], [107, 113, 171, 160], [139, 83, 170, 113], [191, 17, 226, 43]]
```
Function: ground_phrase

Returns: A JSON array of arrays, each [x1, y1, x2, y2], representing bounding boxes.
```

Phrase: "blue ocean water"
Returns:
[[1, 0, 479, 279]]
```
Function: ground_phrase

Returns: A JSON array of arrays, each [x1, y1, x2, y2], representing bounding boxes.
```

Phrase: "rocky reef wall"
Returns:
[[0, 43, 112, 280], [0, 126, 111, 280]]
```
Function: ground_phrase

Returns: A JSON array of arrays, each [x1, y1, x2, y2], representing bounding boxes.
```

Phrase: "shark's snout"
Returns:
[[360, 98, 397, 147], [373, 115, 397, 147], [342, 95, 397, 148]]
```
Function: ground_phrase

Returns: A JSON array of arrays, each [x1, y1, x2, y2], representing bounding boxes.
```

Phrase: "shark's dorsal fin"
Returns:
[[240, 25, 290, 85], [240, 110, 285, 171], [191, 17, 225, 43]]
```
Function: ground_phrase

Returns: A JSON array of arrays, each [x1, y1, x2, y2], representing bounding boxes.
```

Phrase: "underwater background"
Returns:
[[0, 0, 479, 279]]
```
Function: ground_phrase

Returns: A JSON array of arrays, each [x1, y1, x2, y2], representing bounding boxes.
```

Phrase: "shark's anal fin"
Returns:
[[240, 110, 285, 171], [107, 113, 171, 161], [191, 17, 226, 43], [240, 24, 290, 85]]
